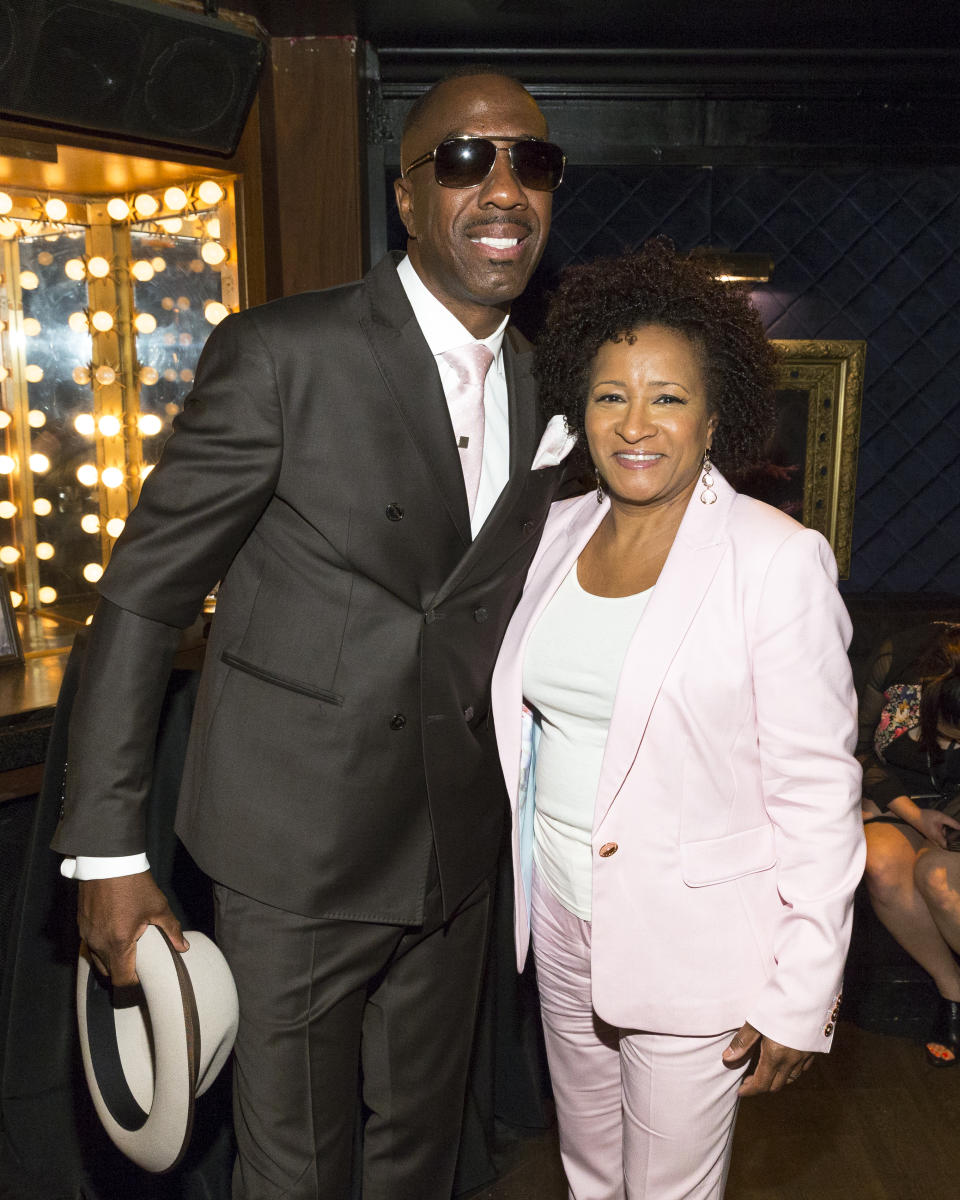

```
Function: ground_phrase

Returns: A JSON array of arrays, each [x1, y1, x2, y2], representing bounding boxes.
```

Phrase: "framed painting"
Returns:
[[736, 339, 865, 578]]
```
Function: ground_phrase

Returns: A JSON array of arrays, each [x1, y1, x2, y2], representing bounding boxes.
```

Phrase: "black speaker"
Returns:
[[0, 0, 264, 154]]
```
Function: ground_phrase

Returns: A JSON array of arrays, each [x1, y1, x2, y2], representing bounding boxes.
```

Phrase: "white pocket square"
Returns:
[[531, 414, 577, 470]]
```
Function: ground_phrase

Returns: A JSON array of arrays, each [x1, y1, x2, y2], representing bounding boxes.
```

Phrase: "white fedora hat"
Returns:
[[77, 924, 239, 1174]]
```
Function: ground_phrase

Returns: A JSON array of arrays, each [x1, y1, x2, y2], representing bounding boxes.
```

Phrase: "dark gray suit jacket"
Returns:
[[53, 254, 560, 924]]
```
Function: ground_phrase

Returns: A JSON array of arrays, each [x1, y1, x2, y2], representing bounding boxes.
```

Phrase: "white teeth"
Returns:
[[473, 237, 518, 248], [618, 452, 660, 461]]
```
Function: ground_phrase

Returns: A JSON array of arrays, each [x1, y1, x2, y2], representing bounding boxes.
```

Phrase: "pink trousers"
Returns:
[[531, 869, 749, 1200]]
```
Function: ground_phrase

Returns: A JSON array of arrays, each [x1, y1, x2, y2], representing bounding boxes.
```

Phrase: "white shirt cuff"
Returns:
[[60, 853, 151, 880]]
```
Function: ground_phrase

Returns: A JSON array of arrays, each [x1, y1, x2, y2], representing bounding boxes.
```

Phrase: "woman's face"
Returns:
[[585, 324, 718, 512]]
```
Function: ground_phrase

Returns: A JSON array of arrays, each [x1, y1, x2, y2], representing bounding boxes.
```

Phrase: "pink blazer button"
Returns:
[[598, 842, 618, 858]]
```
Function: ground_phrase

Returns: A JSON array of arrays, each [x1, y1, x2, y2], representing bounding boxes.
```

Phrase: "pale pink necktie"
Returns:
[[441, 342, 494, 518]]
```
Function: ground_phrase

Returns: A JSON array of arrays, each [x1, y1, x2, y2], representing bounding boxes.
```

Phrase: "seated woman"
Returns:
[[491, 239, 865, 1199], [859, 622, 960, 1065]]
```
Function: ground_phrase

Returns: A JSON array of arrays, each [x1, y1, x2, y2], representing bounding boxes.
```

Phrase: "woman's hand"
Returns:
[[910, 807, 960, 849], [721, 1022, 815, 1096], [888, 795, 960, 849]]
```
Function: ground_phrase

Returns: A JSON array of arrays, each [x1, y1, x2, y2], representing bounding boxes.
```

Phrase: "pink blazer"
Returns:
[[490, 472, 865, 1054]]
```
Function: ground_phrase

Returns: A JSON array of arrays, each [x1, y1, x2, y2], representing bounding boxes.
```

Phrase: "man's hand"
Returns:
[[77, 871, 188, 987], [721, 1021, 814, 1096]]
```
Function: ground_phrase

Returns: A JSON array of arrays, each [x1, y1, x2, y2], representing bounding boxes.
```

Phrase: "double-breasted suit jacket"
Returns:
[[491, 473, 866, 1053], [54, 254, 562, 924]]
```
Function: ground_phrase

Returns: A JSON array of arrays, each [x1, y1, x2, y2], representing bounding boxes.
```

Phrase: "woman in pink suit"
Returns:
[[490, 240, 865, 1199]]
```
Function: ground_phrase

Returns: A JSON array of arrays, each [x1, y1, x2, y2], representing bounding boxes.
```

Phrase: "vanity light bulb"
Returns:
[[74, 412, 95, 435], [83, 563, 104, 583], [100, 467, 124, 488], [138, 366, 159, 386], [29, 453, 50, 473], [163, 187, 188, 211], [19, 271, 39, 290], [27, 410, 46, 428], [91, 310, 113, 332], [197, 181, 224, 205], [44, 198, 68, 222], [76, 463, 99, 487], [204, 300, 229, 326], [0, 501, 15, 519], [37, 586, 57, 604], [151, 256, 167, 272], [0, 192, 12, 215], [106, 518, 125, 538], [22, 318, 42, 336], [64, 259, 86, 281], [204, 218, 221, 239], [141, 464, 154, 481], [68, 312, 89, 334], [24, 365, 43, 383], [98, 414, 121, 437], [72, 368, 92, 389], [133, 193, 159, 218], [159, 217, 183, 234], [0, 412, 11, 429], [33, 498, 52, 517], [0, 219, 18, 238], [0, 456, 15, 474], [201, 241, 227, 265], [138, 413, 163, 436], [107, 197, 131, 221], [87, 257, 111, 279], [131, 260, 155, 282], [133, 312, 157, 334], [35, 541, 54, 559], [0, 545, 20, 563], [9, 590, 23, 608], [80, 514, 100, 534], [94, 365, 117, 386]]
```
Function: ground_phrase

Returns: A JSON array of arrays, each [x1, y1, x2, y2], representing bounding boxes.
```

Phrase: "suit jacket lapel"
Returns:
[[594, 476, 733, 826], [360, 255, 472, 546]]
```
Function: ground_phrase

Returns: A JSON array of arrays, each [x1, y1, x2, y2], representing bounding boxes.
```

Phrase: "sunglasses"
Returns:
[[403, 136, 566, 192]]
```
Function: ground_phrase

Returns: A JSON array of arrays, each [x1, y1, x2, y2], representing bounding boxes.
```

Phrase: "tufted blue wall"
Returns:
[[532, 165, 960, 592]]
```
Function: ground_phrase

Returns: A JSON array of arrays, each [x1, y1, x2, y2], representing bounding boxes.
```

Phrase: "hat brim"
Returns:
[[77, 925, 237, 1174]]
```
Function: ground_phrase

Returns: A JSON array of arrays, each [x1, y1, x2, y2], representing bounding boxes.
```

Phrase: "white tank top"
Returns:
[[522, 563, 652, 919]]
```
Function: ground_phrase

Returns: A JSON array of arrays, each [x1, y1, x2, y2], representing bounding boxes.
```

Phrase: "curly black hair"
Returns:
[[534, 238, 778, 475]]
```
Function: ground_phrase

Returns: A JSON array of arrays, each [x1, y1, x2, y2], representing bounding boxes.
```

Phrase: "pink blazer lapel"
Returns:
[[594, 474, 734, 826]]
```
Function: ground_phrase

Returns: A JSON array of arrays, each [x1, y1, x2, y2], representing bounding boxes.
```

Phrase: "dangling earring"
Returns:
[[595, 468, 604, 504], [699, 449, 716, 505]]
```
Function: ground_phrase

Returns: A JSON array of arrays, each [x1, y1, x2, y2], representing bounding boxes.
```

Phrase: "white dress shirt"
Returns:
[[64, 254, 513, 881]]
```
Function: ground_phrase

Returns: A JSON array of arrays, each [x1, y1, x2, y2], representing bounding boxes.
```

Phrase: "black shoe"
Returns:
[[925, 997, 960, 1067]]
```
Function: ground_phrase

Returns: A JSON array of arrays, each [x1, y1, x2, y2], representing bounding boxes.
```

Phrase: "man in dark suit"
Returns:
[[52, 71, 566, 1199]]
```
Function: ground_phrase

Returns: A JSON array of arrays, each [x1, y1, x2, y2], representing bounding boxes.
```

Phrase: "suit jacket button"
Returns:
[[823, 1022, 834, 1037], [463, 706, 474, 722], [521, 519, 534, 533], [385, 503, 404, 521], [598, 842, 618, 858], [473, 607, 488, 623], [389, 713, 406, 730]]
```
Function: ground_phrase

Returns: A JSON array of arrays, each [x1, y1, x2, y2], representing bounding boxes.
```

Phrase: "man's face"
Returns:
[[394, 75, 554, 338]]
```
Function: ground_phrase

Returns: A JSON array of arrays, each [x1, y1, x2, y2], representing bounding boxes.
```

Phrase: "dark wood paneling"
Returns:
[[259, 36, 365, 298]]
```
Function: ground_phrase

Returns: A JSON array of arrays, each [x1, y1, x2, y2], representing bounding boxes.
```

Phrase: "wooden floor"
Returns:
[[464, 1021, 960, 1199]]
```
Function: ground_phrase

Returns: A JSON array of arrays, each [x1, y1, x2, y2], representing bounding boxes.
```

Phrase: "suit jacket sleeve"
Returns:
[[743, 527, 866, 1051], [52, 310, 283, 855]]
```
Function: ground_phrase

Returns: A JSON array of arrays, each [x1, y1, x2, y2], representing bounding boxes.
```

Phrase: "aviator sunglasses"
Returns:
[[403, 136, 566, 192]]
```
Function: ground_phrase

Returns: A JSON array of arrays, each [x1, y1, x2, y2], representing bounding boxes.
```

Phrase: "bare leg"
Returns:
[[863, 822, 960, 1002]]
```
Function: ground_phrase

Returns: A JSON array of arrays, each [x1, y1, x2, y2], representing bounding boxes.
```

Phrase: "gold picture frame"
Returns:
[[738, 339, 865, 578]]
